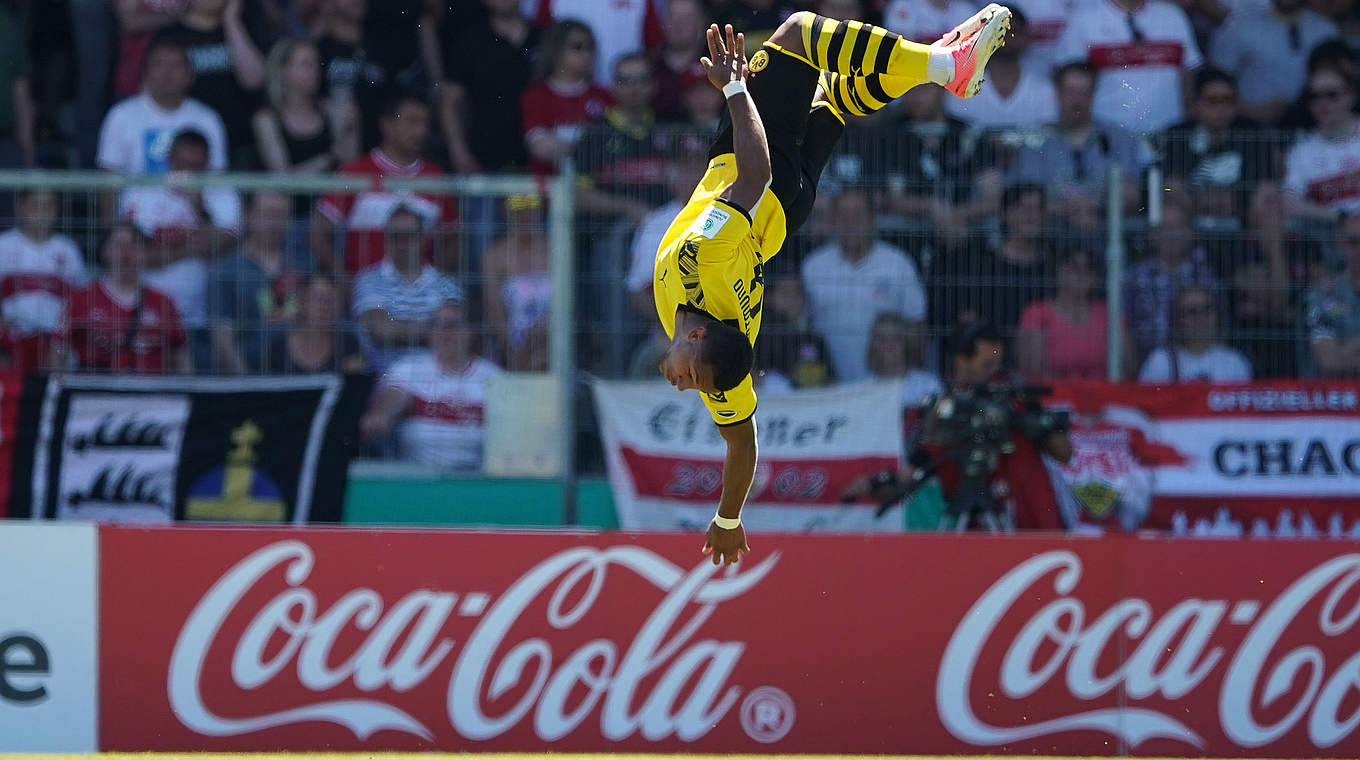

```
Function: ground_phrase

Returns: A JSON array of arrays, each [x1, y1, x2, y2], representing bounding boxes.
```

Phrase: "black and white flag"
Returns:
[[9, 374, 372, 523]]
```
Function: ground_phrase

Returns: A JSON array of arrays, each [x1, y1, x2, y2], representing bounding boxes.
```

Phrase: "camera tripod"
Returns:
[[937, 491, 1014, 533]]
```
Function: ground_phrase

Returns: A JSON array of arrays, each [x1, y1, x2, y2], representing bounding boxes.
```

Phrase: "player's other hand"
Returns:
[[700, 23, 747, 90], [702, 520, 750, 565]]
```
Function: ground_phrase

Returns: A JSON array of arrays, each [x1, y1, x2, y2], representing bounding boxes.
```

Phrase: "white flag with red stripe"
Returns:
[[592, 379, 906, 531]]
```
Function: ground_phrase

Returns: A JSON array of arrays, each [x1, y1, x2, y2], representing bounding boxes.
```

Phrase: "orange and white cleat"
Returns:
[[933, 3, 1005, 47], [942, 5, 1011, 98]]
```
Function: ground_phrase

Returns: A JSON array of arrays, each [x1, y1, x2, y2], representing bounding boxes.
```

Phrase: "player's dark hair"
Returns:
[[171, 129, 210, 153], [701, 319, 754, 392], [1053, 61, 1094, 89], [1193, 66, 1237, 97], [950, 320, 1002, 360]]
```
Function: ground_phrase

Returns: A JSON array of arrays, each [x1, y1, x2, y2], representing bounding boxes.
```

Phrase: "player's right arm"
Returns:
[[701, 24, 770, 212]]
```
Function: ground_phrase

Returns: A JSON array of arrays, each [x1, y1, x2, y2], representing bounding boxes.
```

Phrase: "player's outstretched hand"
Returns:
[[700, 23, 747, 91], [702, 520, 750, 566]]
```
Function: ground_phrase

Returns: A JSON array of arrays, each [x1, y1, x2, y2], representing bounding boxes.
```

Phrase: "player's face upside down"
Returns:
[[658, 332, 715, 394]]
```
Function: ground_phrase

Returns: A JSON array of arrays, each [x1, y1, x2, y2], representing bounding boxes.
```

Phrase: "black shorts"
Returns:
[[707, 43, 844, 235]]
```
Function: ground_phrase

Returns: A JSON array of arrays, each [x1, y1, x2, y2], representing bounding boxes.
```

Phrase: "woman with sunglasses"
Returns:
[[520, 20, 612, 173], [1283, 61, 1360, 222], [1138, 287, 1252, 384]]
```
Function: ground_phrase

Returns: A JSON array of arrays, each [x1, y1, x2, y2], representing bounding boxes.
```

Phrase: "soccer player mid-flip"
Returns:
[[652, 5, 1011, 564]]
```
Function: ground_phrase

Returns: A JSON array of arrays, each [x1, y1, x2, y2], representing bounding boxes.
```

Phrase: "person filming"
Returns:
[[843, 320, 1071, 531]]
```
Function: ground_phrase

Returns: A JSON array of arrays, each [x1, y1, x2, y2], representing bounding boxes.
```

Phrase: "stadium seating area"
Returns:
[[2, 0, 1360, 472]]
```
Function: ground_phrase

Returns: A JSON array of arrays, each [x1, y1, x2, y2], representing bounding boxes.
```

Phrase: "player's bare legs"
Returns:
[[764, 5, 1011, 115]]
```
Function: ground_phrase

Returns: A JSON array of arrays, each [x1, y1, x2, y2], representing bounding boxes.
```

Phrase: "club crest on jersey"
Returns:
[[749, 49, 769, 74], [706, 390, 728, 403]]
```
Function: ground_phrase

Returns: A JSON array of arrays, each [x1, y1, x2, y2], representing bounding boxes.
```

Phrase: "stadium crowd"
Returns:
[[1, 0, 1360, 468]]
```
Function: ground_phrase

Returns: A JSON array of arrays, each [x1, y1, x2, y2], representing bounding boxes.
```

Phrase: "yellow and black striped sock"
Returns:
[[799, 13, 931, 82], [821, 71, 925, 116]]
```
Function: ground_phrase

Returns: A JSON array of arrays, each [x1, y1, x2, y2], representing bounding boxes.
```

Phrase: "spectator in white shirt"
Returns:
[[1139, 287, 1253, 383], [945, 7, 1058, 129], [1009, 0, 1073, 74], [352, 205, 464, 370], [1054, 0, 1203, 133], [1209, 0, 1337, 125], [122, 129, 242, 341], [0, 189, 88, 369], [359, 302, 504, 470], [802, 188, 927, 383], [96, 36, 229, 177], [1284, 61, 1360, 222], [882, 0, 973, 44]]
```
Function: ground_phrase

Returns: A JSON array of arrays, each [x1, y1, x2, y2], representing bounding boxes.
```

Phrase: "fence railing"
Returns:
[[0, 123, 1347, 485]]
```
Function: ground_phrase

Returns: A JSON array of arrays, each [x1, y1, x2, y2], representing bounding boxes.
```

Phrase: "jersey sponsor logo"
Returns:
[[700, 206, 732, 239], [749, 49, 770, 74]]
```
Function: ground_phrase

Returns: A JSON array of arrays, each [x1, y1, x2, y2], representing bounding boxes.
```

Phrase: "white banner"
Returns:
[[592, 380, 905, 531], [1043, 381, 1360, 533], [0, 523, 97, 751]]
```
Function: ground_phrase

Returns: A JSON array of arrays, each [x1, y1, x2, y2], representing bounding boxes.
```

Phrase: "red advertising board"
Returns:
[[99, 527, 1360, 755], [0, 370, 27, 518]]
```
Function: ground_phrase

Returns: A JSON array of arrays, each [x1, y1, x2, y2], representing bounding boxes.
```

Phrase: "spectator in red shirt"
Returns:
[[0, 189, 89, 370], [1016, 245, 1133, 380], [648, 0, 707, 122], [60, 223, 190, 373], [313, 91, 458, 274], [520, 20, 612, 174], [528, 0, 663, 86]]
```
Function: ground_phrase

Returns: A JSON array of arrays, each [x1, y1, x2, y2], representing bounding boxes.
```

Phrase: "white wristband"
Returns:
[[722, 81, 747, 99], [713, 513, 742, 530]]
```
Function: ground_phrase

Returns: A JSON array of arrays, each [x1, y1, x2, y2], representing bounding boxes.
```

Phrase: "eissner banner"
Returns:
[[0, 523, 97, 752], [1044, 381, 1360, 535], [7, 374, 372, 523], [591, 379, 904, 531], [97, 526, 1360, 755]]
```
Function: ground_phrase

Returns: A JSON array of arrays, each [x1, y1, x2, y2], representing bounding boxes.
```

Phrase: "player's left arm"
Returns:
[[704, 417, 756, 565]]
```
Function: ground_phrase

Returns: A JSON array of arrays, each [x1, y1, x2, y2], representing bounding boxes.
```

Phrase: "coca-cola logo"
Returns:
[[167, 541, 784, 744], [937, 551, 1360, 750]]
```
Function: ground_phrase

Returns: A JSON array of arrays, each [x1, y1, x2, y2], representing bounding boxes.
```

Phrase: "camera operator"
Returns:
[[843, 321, 1071, 531]]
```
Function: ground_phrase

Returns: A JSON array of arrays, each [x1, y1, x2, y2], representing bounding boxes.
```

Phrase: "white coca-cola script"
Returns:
[[167, 541, 780, 743], [936, 551, 1360, 750]]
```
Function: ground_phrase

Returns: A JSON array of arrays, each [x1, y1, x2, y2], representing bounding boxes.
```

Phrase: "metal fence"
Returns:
[[0, 122, 1348, 480]]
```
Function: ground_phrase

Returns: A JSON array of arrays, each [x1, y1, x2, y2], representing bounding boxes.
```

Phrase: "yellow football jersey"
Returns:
[[652, 152, 788, 426]]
